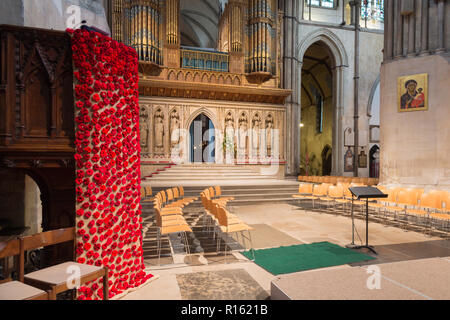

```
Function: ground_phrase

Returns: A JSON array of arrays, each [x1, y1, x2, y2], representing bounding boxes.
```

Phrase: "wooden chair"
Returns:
[[173, 187, 196, 206], [166, 188, 185, 208], [324, 185, 345, 212], [140, 186, 154, 203], [214, 186, 234, 201], [292, 183, 314, 206], [0, 238, 20, 284], [20, 228, 109, 300], [406, 192, 441, 232], [144, 186, 153, 197], [153, 199, 183, 216], [216, 205, 254, 263], [0, 280, 50, 300], [395, 189, 420, 228], [155, 209, 192, 266], [178, 186, 198, 203]]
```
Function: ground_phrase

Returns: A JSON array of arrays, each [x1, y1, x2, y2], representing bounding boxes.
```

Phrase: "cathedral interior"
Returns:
[[0, 0, 449, 302]]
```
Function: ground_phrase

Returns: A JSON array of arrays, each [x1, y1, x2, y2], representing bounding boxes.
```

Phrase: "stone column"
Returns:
[[420, 0, 429, 55], [436, 0, 445, 53], [281, 0, 300, 176]]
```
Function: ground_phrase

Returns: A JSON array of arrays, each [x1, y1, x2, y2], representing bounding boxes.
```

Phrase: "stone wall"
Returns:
[[0, 0, 24, 26], [380, 54, 450, 190], [139, 97, 286, 165]]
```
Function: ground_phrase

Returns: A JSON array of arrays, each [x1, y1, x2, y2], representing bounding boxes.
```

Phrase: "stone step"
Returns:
[[150, 187, 298, 195], [153, 171, 257, 176], [146, 175, 281, 180], [167, 166, 255, 170]]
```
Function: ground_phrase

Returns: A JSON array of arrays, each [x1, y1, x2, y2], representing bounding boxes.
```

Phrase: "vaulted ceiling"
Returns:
[[180, 0, 228, 49]]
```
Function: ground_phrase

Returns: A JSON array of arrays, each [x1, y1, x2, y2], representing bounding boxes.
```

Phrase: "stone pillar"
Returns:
[[420, 0, 429, 55], [436, 0, 445, 52], [280, 0, 300, 176]]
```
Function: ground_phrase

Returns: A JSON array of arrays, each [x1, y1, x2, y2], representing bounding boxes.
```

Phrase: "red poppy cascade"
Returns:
[[68, 28, 153, 300]]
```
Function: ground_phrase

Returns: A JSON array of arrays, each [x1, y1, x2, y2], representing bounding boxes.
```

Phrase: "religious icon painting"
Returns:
[[344, 147, 354, 172], [398, 73, 428, 112]]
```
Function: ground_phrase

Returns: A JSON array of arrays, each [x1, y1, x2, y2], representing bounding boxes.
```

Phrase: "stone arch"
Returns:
[[185, 72, 193, 82], [185, 107, 219, 132], [193, 72, 201, 82], [297, 28, 348, 176], [176, 70, 184, 81], [367, 74, 381, 118], [296, 28, 349, 68], [168, 70, 177, 81]]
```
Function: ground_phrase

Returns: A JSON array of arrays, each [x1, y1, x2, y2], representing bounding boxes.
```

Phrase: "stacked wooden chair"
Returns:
[[152, 188, 196, 265], [200, 186, 254, 262]]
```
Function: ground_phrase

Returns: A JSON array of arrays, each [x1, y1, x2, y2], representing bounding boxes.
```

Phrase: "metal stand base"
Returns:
[[346, 244, 377, 255]]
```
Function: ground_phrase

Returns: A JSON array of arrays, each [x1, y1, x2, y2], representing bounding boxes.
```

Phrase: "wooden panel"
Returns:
[[25, 68, 51, 137], [22, 228, 74, 252], [0, 25, 75, 168]]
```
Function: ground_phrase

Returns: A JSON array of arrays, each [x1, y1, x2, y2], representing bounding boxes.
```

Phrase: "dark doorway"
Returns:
[[370, 145, 380, 178], [321, 145, 332, 176], [190, 114, 215, 163]]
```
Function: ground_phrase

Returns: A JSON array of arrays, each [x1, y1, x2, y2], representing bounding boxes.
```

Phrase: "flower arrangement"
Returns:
[[68, 28, 153, 300]]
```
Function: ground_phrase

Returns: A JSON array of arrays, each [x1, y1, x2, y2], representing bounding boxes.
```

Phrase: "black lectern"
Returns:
[[345, 186, 387, 254]]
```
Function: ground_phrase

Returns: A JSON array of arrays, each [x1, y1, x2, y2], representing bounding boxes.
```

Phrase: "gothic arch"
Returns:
[[297, 28, 349, 68], [185, 107, 219, 132], [297, 28, 348, 176], [367, 74, 381, 117]]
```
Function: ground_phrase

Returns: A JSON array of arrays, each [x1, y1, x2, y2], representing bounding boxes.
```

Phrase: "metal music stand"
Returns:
[[345, 186, 387, 255]]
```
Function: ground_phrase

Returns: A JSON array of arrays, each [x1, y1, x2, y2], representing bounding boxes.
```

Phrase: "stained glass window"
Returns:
[[306, 0, 337, 9], [361, 0, 384, 22]]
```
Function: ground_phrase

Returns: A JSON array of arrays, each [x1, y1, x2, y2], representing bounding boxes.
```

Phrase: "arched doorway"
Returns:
[[369, 145, 380, 178], [189, 113, 215, 163], [300, 41, 335, 176], [322, 145, 332, 176]]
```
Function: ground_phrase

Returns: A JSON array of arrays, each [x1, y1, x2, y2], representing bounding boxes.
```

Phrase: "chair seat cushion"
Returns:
[[0, 281, 46, 300], [24, 262, 104, 287]]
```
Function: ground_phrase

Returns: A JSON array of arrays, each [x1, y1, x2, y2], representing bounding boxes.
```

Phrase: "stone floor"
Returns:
[[119, 203, 450, 300]]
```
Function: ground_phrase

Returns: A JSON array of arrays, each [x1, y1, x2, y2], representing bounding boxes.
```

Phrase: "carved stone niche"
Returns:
[[153, 108, 165, 154]]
